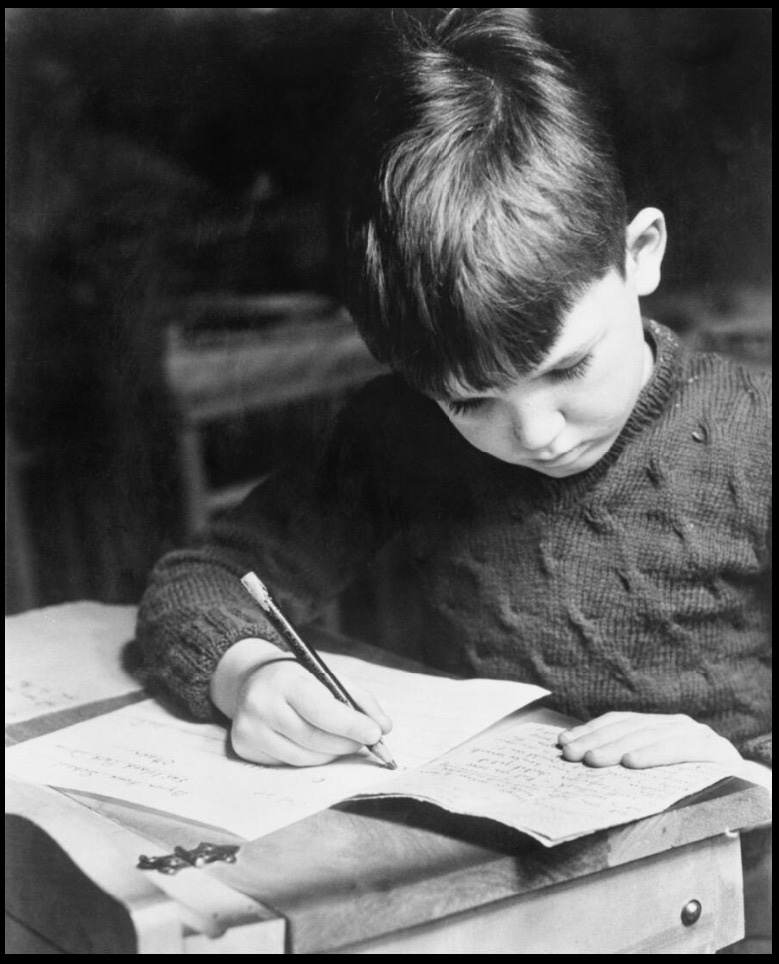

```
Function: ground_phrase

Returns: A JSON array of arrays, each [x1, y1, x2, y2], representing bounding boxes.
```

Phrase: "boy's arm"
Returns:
[[738, 733, 772, 768], [135, 379, 399, 721], [560, 369, 773, 784]]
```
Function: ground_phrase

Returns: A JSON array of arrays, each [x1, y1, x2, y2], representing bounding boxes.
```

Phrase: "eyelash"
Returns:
[[447, 398, 485, 416], [446, 354, 593, 416], [547, 353, 593, 383]]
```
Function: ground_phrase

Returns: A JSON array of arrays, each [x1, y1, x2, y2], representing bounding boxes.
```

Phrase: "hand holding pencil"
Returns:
[[208, 573, 395, 769]]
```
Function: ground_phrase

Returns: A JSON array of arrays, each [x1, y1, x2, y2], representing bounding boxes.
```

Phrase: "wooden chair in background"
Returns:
[[163, 292, 385, 537]]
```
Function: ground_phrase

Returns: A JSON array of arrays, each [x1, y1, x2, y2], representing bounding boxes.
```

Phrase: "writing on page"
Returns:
[[4, 654, 548, 840], [360, 722, 732, 846], [5, 603, 139, 725]]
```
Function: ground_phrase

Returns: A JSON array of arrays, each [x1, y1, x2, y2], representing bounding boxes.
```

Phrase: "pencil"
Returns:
[[240, 571, 397, 769]]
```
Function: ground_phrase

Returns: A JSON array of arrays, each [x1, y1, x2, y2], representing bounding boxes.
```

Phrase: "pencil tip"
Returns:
[[369, 740, 397, 770]]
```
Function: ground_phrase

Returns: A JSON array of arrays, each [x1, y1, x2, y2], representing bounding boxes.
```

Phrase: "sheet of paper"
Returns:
[[358, 721, 731, 846], [5, 603, 139, 725], [4, 653, 548, 840]]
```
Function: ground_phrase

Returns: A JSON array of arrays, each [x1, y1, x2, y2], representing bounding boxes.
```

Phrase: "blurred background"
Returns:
[[5, 9, 772, 640]]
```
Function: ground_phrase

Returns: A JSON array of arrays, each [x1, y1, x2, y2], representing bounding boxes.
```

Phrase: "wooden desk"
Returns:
[[5, 604, 771, 954]]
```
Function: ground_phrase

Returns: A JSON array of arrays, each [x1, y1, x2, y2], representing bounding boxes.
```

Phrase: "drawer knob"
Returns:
[[681, 899, 702, 926]]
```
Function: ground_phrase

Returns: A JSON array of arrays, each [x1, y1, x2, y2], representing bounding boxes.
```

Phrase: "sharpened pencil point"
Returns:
[[369, 739, 398, 770]]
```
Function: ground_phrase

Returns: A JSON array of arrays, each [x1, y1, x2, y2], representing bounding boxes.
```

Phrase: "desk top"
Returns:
[[5, 603, 772, 954]]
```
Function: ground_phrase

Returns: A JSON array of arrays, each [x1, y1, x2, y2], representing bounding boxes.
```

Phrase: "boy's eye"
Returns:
[[548, 353, 593, 383], [446, 397, 486, 417]]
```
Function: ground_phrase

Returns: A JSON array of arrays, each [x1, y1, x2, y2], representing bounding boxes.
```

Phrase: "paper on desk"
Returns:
[[4, 653, 547, 840], [5, 603, 139, 725], [355, 721, 732, 846]]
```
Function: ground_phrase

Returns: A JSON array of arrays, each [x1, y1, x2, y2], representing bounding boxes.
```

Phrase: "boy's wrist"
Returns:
[[209, 637, 288, 718]]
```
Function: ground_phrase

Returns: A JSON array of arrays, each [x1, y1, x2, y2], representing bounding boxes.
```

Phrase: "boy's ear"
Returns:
[[625, 208, 667, 296]]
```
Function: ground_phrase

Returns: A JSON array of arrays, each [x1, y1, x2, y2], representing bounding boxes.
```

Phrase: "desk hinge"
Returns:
[[137, 842, 239, 875]]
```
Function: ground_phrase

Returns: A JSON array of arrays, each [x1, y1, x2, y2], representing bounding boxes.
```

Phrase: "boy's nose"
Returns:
[[510, 406, 565, 454]]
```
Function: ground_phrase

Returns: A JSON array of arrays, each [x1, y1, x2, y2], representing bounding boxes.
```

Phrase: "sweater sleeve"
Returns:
[[739, 734, 772, 767], [135, 377, 398, 720]]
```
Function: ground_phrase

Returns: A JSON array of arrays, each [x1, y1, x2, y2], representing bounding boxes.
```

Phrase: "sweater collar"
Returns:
[[611, 318, 683, 448]]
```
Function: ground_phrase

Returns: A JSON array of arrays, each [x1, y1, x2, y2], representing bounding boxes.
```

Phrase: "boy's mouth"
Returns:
[[531, 441, 587, 468], [528, 438, 611, 476]]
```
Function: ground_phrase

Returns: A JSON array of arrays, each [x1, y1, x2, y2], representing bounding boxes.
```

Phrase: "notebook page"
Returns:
[[359, 721, 732, 846], [5, 603, 139, 725], [4, 653, 547, 840]]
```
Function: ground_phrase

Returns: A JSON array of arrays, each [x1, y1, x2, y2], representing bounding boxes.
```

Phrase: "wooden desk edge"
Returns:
[[202, 776, 769, 954], [5, 607, 772, 954]]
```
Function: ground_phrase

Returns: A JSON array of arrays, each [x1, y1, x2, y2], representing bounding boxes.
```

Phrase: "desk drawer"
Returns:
[[335, 834, 743, 955]]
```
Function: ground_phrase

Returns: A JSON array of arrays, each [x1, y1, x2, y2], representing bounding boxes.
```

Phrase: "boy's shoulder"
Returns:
[[667, 342, 772, 482], [680, 343, 772, 422]]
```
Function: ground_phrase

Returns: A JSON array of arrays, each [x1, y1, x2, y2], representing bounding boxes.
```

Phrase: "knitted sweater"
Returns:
[[136, 321, 772, 764]]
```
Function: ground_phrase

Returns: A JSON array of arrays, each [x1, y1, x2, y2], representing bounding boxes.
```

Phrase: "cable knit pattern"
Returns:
[[136, 322, 772, 764]]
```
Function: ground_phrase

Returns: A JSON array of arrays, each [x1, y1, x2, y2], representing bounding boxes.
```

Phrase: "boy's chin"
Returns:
[[528, 459, 593, 479]]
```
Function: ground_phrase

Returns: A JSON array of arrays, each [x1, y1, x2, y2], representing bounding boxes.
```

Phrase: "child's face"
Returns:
[[436, 268, 654, 478]]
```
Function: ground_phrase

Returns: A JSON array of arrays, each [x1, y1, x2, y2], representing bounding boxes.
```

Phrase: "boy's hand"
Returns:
[[230, 658, 392, 767], [558, 711, 742, 769]]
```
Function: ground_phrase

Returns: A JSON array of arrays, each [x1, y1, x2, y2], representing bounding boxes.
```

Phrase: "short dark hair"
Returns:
[[341, 9, 627, 397]]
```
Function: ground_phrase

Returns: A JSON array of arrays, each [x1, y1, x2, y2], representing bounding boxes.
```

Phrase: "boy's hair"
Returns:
[[341, 9, 627, 397]]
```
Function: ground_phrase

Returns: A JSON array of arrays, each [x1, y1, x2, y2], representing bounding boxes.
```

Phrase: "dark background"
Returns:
[[5, 9, 772, 624]]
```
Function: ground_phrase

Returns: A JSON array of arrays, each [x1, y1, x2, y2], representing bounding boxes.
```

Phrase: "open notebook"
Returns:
[[5, 651, 733, 846]]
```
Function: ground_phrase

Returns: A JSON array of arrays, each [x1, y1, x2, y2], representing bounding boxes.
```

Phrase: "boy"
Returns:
[[137, 11, 770, 781]]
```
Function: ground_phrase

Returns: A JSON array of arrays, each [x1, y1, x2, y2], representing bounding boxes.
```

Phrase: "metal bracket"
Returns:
[[137, 842, 240, 875]]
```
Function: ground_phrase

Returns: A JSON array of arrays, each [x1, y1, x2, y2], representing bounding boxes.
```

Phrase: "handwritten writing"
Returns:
[[5, 602, 138, 725], [367, 723, 730, 846], [5, 656, 547, 841]]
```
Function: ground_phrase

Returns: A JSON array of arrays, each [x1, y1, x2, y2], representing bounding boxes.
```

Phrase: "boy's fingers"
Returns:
[[259, 730, 341, 768], [344, 681, 393, 734], [275, 702, 369, 756], [558, 711, 650, 745], [560, 721, 741, 769], [560, 717, 661, 759], [621, 733, 738, 769], [231, 718, 336, 767], [288, 674, 383, 746], [563, 730, 665, 767]]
